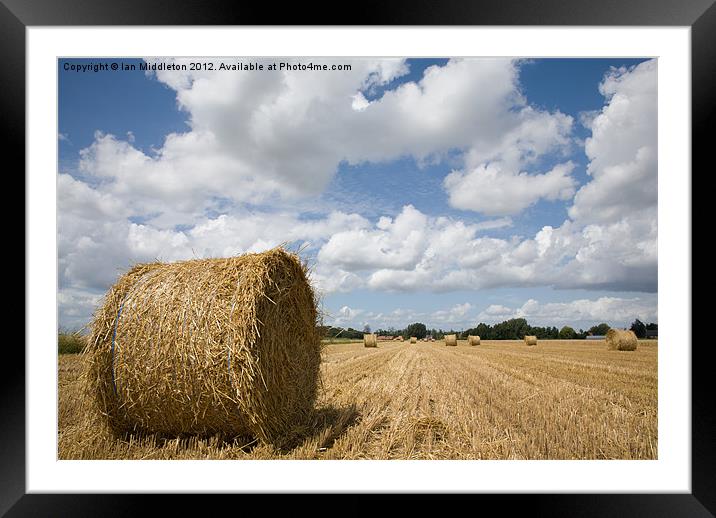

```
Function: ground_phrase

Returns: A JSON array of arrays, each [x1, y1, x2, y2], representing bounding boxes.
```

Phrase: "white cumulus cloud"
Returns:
[[477, 296, 658, 328], [444, 161, 577, 216], [569, 59, 657, 224]]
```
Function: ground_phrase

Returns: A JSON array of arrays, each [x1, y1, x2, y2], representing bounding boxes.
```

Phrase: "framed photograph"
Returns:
[[11, 0, 711, 513]]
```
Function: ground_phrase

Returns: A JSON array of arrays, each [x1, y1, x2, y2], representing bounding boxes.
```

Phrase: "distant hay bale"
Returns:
[[84, 248, 321, 445], [606, 329, 638, 351], [410, 337, 417, 344], [524, 335, 537, 346], [445, 334, 457, 346], [397, 336, 404, 342], [468, 335, 481, 346], [364, 333, 378, 348]]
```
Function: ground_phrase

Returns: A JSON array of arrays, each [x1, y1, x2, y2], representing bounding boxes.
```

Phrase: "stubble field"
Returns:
[[59, 339, 657, 460]]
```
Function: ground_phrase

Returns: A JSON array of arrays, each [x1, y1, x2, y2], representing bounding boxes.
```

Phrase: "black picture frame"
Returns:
[[8, 0, 711, 514]]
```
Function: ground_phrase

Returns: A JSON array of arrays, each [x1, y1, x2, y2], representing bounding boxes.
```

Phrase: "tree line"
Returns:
[[318, 318, 657, 340]]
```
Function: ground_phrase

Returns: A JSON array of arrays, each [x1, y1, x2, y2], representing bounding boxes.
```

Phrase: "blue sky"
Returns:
[[58, 57, 657, 332]]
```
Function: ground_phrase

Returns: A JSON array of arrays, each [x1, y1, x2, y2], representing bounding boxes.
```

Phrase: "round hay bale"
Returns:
[[524, 335, 537, 346], [468, 335, 481, 346], [606, 328, 638, 351], [410, 336, 417, 344], [397, 336, 404, 342], [363, 333, 377, 348], [84, 248, 321, 445], [445, 334, 457, 346]]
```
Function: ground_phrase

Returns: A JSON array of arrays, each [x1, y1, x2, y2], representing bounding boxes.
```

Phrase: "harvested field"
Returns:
[[59, 339, 658, 460]]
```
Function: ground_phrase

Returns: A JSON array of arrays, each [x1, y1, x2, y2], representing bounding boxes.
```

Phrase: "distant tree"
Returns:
[[405, 322, 427, 339], [493, 318, 530, 339], [323, 326, 345, 338], [475, 323, 493, 340], [559, 326, 576, 339], [588, 323, 611, 336], [532, 326, 558, 339], [646, 322, 658, 331], [363, 324, 372, 334], [630, 319, 646, 339], [345, 327, 363, 339]]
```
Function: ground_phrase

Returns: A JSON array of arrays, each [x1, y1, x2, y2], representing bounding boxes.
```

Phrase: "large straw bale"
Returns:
[[410, 337, 417, 344], [84, 248, 321, 444], [363, 333, 378, 347], [606, 329, 638, 351], [524, 335, 538, 346], [445, 334, 457, 346], [468, 335, 481, 346]]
